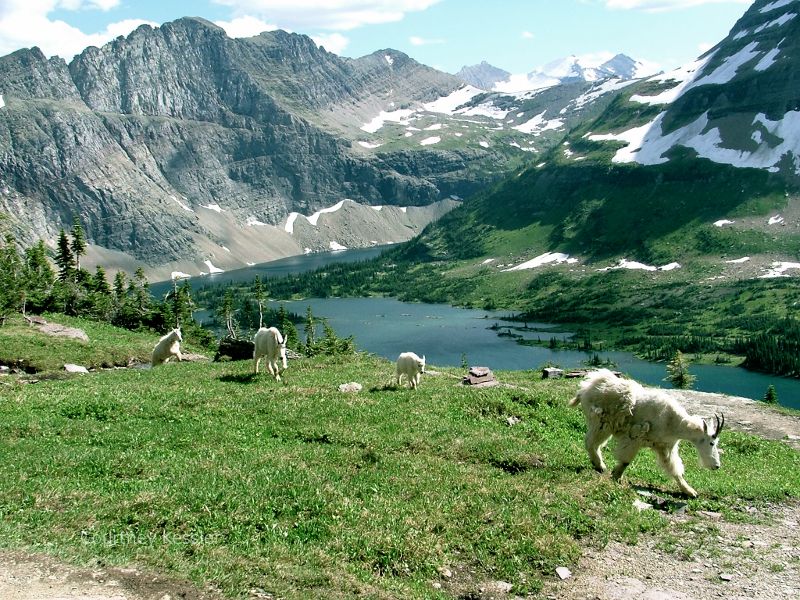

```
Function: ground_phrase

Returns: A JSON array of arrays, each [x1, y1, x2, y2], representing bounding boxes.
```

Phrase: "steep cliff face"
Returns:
[[0, 19, 470, 274]]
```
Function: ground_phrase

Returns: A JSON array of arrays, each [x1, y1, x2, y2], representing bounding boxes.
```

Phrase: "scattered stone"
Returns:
[[698, 510, 722, 520], [462, 366, 498, 387], [786, 434, 800, 441], [64, 364, 89, 374], [38, 322, 89, 341], [636, 489, 653, 498], [506, 416, 521, 427], [490, 580, 513, 593], [556, 566, 572, 580], [542, 367, 564, 379], [438, 567, 452, 578], [0, 365, 9, 375], [719, 573, 734, 582], [338, 382, 362, 393], [431, 582, 442, 590], [215, 337, 254, 361], [633, 499, 653, 512]]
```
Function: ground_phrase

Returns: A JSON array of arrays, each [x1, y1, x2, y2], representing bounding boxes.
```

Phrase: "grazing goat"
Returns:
[[254, 326, 287, 381], [395, 352, 426, 389], [152, 328, 183, 366], [569, 369, 724, 497]]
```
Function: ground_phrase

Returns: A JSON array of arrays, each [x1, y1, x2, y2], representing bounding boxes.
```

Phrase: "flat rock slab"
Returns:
[[37, 323, 88, 341]]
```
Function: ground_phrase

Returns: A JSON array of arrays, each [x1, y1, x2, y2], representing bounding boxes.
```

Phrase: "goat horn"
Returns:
[[713, 413, 725, 438]]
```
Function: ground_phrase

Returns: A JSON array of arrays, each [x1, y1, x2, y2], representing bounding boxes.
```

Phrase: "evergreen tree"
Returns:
[[55, 229, 74, 282], [666, 350, 696, 389], [253, 275, 267, 329], [113, 271, 127, 302], [0, 233, 23, 318], [70, 216, 87, 274], [23, 240, 55, 313], [278, 304, 300, 350], [304, 305, 316, 356], [764, 384, 779, 405], [218, 289, 238, 339]]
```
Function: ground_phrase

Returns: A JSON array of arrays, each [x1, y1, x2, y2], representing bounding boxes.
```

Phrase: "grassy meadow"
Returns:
[[0, 317, 798, 598]]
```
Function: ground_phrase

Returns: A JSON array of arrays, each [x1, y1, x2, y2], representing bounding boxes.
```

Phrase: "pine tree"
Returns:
[[304, 305, 316, 356], [0, 233, 23, 317], [23, 240, 55, 313], [764, 384, 778, 405], [70, 216, 87, 274], [55, 229, 74, 282], [113, 271, 127, 301], [666, 350, 696, 389], [218, 289, 237, 339], [253, 275, 267, 329], [277, 304, 299, 349]]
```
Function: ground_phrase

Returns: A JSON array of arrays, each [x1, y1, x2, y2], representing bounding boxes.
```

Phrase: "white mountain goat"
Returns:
[[254, 326, 288, 380], [569, 369, 724, 497], [395, 351, 426, 389], [151, 328, 183, 366]]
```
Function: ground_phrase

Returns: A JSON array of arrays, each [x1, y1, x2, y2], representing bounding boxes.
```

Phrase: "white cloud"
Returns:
[[312, 32, 350, 54], [214, 15, 277, 38], [409, 35, 444, 46], [605, 0, 753, 11], [521, 30, 535, 39], [211, 0, 442, 30], [0, 1, 155, 59]]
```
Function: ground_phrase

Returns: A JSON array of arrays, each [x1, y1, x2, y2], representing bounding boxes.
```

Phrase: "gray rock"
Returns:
[[338, 382, 362, 393], [555, 566, 572, 580], [64, 364, 89, 374]]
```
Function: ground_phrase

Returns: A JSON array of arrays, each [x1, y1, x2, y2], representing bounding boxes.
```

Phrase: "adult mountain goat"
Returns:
[[395, 351, 426, 389], [569, 369, 724, 497], [254, 326, 287, 381], [151, 328, 183, 366]]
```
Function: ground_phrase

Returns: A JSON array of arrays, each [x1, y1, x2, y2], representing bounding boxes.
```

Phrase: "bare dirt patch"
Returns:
[[0, 552, 220, 600]]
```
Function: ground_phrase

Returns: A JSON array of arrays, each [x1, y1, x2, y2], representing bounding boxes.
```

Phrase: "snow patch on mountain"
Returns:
[[307, 200, 348, 226], [420, 136, 441, 145], [513, 111, 564, 135], [630, 55, 714, 105], [755, 46, 782, 71], [572, 78, 639, 110], [691, 42, 761, 88], [170, 195, 193, 212], [204, 260, 224, 274], [360, 108, 415, 133], [357, 141, 382, 148], [423, 85, 484, 114], [761, 0, 796, 13], [502, 252, 578, 271], [285, 212, 300, 233], [201, 203, 223, 213], [761, 261, 800, 278]]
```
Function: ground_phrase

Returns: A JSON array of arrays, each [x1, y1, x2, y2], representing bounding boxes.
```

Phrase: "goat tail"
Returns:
[[568, 393, 581, 407]]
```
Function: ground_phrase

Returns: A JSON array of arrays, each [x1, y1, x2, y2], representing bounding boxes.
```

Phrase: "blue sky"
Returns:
[[0, 1, 754, 75]]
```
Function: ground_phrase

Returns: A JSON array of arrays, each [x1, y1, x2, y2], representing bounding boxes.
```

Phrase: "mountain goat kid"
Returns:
[[395, 352, 426, 389], [254, 326, 288, 381], [151, 328, 183, 366], [569, 369, 724, 497]]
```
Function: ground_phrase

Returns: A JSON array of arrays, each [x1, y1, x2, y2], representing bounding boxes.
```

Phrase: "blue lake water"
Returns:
[[153, 249, 800, 409]]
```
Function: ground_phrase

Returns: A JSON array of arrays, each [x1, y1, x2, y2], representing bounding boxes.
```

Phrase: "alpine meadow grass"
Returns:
[[0, 331, 798, 598]]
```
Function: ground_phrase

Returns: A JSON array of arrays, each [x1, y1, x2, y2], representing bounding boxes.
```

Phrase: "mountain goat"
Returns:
[[569, 369, 724, 497], [254, 326, 287, 381], [395, 351, 426, 389], [151, 328, 183, 366]]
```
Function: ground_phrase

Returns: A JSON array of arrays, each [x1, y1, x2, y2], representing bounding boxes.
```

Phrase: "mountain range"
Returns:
[[404, 0, 800, 286], [457, 53, 653, 93], [1, 0, 797, 283]]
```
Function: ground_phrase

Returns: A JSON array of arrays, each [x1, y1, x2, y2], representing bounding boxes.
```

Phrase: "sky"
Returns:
[[0, 0, 756, 76]]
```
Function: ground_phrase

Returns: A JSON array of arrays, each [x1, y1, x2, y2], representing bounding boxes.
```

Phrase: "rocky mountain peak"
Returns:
[[456, 61, 511, 91]]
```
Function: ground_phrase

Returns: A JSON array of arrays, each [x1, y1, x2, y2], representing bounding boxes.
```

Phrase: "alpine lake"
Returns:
[[152, 247, 800, 410]]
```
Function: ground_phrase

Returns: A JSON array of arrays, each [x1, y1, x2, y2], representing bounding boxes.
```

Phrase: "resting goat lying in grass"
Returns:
[[569, 369, 724, 497], [151, 328, 183, 366]]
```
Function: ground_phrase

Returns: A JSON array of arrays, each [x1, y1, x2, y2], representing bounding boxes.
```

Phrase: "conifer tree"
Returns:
[[304, 305, 316, 355], [70, 216, 87, 274], [278, 304, 299, 350], [253, 275, 267, 329], [764, 384, 778, 405], [666, 350, 696, 389], [55, 228, 74, 282], [0, 233, 23, 317]]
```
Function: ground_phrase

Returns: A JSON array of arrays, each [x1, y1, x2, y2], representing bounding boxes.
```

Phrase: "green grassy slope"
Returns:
[[0, 325, 798, 598]]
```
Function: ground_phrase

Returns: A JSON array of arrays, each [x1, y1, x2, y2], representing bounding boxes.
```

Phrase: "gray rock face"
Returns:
[[0, 18, 484, 269]]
